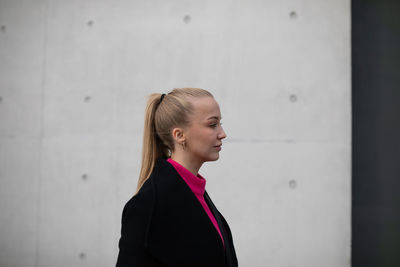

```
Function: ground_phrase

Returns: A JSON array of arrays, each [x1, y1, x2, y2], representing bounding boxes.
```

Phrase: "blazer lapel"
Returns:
[[204, 191, 238, 267]]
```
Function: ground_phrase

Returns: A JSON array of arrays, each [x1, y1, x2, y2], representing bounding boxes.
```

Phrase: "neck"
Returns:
[[170, 153, 202, 176]]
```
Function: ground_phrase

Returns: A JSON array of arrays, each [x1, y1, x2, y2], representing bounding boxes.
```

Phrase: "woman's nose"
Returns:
[[219, 126, 227, 139]]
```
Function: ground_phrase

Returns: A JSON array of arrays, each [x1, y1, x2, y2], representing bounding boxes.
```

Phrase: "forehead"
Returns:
[[189, 96, 221, 120]]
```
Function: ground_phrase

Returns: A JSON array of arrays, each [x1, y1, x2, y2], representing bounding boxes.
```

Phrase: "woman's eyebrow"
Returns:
[[207, 116, 221, 120]]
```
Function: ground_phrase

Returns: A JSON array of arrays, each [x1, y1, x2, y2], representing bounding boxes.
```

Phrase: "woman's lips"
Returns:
[[214, 145, 222, 151]]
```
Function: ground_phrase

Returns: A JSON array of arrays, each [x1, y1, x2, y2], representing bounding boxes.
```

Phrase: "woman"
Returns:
[[116, 88, 238, 267]]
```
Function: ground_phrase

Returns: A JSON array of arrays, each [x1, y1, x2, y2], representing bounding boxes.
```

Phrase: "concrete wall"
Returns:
[[0, 0, 351, 266]]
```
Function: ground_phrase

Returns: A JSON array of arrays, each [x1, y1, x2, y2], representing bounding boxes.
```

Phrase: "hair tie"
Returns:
[[160, 93, 166, 103], [156, 93, 166, 110]]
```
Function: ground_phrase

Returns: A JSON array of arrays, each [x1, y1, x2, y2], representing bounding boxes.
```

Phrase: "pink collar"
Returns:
[[167, 158, 206, 196]]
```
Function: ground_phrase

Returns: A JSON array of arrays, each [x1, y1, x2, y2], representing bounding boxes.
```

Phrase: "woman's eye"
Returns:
[[209, 122, 222, 128]]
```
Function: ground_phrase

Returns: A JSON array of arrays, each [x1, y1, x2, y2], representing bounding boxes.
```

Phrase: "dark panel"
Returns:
[[352, 0, 400, 266]]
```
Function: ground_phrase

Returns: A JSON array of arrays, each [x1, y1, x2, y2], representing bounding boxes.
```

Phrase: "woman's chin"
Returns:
[[208, 153, 220, 162]]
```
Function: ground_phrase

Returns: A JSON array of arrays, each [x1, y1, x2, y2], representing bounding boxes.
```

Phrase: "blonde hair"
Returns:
[[136, 88, 213, 193]]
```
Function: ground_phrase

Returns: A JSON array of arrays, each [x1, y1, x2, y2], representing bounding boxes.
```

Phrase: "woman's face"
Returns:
[[183, 96, 227, 164]]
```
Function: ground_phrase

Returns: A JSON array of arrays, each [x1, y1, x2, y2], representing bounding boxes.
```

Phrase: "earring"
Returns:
[[181, 141, 186, 151]]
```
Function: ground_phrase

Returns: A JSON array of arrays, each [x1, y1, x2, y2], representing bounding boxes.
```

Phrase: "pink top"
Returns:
[[167, 158, 225, 246]]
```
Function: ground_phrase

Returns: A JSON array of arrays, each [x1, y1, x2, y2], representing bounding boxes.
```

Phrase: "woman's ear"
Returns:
[[171, 127, 185, 145]]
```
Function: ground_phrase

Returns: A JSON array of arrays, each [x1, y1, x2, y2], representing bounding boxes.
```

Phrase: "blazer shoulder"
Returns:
[[121, 158, 175, 227], [121, 176, 154, 221], [119, 177, 154, 243]]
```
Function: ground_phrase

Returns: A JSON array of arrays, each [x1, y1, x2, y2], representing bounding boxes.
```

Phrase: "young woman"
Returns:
[[116, 88, 238, 267]]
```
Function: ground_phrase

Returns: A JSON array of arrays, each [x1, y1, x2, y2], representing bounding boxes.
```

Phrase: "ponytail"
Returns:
[[136, 94, 168, 193]]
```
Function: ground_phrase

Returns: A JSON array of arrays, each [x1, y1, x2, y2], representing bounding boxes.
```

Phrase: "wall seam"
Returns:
[[35, 0, 49, 266]]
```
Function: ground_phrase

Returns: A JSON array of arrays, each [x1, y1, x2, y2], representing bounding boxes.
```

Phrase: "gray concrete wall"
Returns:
[[0, 0, 351, 266]]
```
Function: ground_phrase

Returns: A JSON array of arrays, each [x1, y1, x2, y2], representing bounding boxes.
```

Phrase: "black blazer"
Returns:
[[116, 158, 238, 267]]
